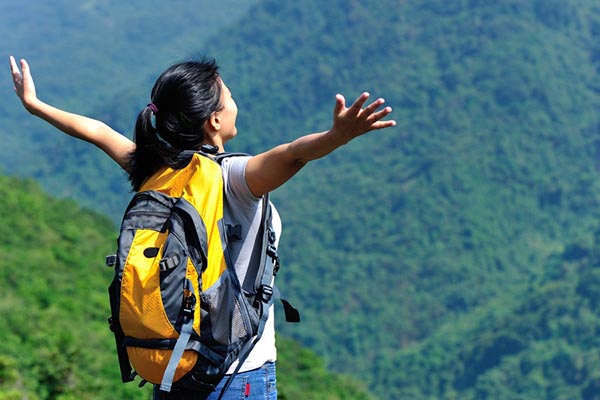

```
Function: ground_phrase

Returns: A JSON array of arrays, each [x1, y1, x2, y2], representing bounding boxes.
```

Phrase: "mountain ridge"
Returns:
[[2, 0, 600, 398]]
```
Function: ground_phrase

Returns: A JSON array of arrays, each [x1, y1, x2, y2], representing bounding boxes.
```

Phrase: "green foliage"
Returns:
[[204, 0, 600, 397], [386, 251, 600, 399], [0, 175, 152, 399], [3, 0, 600, 399], [0, 175, 370, 399], [277, 336, 375, 400]]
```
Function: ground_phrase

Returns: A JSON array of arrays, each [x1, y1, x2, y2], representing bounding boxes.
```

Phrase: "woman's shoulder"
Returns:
[[219, 154, 260, 204]]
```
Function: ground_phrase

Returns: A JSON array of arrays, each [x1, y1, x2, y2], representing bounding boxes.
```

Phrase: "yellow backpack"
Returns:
[[106, 150, 298, 397]]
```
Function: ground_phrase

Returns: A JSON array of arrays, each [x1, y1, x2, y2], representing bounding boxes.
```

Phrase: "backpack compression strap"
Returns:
[[257, 198, 300, 324], [158, 196, 207, 393], [160, 278, 196, 392]]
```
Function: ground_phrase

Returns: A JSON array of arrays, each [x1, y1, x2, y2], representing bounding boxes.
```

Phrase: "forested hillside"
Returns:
[[0, 174, 373, 399], [1, 0, 259, 217], [3, 0, 600, 398], [0, 174, 136, 399], [201, 1, 600, 398]]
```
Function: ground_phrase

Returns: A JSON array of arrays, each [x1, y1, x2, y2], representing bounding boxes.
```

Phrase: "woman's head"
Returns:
[[128, 58, 226, 190]]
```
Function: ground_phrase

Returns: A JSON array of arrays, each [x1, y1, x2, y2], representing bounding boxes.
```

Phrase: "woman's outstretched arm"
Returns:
[[245, 92, 396, 196], [10, 56, 134, 170]]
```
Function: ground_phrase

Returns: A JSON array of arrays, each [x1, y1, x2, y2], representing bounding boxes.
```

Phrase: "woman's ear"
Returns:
[[204, 113, 221, 133]]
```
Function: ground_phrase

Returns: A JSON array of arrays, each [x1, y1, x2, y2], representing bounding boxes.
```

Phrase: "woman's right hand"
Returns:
[[9, 55, 135, 170], [10, 56, 40, 113]]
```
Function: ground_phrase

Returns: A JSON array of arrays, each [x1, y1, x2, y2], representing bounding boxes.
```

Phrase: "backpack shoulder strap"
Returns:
[[213, 152, 300, 322]]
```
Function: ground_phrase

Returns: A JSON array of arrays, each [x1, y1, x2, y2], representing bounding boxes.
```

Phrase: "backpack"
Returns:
[[105, 149, 299, 398]]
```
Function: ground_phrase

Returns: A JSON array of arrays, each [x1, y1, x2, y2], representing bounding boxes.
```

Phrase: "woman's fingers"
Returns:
[[9, 56, 22, 88], [348, 92, 370, 114], [334, 93, 346, 116]]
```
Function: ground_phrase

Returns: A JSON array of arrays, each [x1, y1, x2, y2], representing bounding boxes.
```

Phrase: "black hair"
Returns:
[[127, 58, 223, 191]]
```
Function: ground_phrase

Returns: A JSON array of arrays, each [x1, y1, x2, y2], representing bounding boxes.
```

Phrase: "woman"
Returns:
[[10, 55, 396, 399]]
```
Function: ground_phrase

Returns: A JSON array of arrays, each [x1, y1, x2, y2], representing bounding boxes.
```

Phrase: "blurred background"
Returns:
[[1, 1, 600, 399]]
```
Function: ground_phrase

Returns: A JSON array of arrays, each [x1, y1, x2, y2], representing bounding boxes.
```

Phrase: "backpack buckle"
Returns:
[[267, 244, 277, 259], [258, 285, 273, 303], [227, 224, 243, 241], [159, 254, 180, 272], [182, 281, 196, 320], [266, 244, 280, 275], [106, 254, 117, 267], [268, 229, 276, 244]]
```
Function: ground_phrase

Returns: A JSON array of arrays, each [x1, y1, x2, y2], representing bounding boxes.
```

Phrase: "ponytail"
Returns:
[[127, 106, 180, 191]]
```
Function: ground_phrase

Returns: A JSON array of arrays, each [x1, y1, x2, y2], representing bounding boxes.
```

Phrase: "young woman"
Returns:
[[10, 55, 396, 399]]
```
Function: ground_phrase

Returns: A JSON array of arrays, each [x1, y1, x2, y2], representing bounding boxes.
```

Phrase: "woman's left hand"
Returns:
[[330, 92, 396, 144]]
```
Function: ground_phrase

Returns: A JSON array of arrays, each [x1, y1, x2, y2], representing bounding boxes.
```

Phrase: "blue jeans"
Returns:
[[153, 362, 277, 400], [207, 362, 277, 400]]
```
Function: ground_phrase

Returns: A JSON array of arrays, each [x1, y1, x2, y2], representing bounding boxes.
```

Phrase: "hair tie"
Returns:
[[147, 103, 159, 114]]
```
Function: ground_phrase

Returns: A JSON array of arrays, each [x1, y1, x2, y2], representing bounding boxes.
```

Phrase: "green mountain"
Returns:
[[1, 0, 260, 217], [202, 1, 600, 398], [0, 174, 373, 399], [0, 174, 137, 399], [3, 0, 600, 398]]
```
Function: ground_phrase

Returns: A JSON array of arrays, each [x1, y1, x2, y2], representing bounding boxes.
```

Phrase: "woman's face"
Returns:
[[215, 79, 238, 144]]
